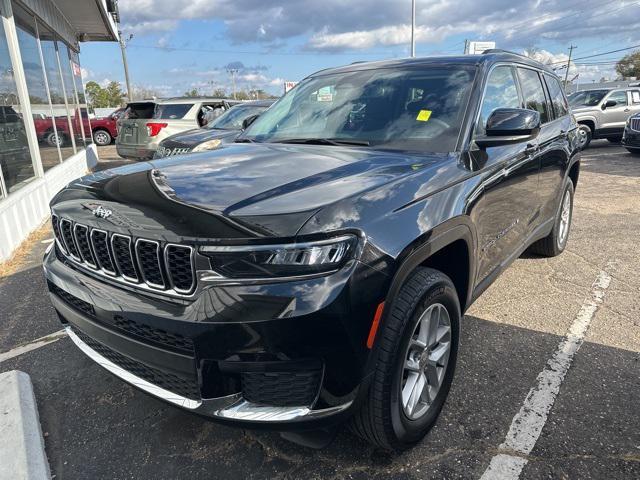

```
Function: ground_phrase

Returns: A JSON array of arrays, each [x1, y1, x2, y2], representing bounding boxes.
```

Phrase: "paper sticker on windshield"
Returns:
[[416, 110, 432, 122]]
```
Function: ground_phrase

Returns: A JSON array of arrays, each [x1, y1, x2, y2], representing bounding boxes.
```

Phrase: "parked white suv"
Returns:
[[116, 97, 240, 160], [569, 87, 640, 149]]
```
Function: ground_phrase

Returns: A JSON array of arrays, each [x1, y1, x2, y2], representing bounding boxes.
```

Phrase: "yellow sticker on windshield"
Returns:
[[416, 110, 432, 122]]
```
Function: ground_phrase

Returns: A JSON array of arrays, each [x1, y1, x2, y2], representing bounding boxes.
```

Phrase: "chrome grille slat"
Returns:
[[60, 219, 81, 260], [630, 118, 640, 132], [73, 224, 97, 268], [136, 239, 165, 289], [51, 215, 196, 297]]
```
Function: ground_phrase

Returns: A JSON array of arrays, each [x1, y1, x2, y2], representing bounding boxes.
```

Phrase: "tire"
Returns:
[[93, 129, 112, 146], [529, 180, 574, 257], [625, 148, 640, 156], [576, 124, 592, 150], [350, 267, 460, 451], [46, 131, 64, 147]]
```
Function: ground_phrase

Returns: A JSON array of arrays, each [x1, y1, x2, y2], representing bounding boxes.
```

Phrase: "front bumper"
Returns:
[[622, 127, 640, 149], [44, 246, 388, 429]]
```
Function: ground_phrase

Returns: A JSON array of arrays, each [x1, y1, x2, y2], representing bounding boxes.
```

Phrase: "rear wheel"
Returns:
[[93, 129, 112, 146], [576, 124, 592, 150], [529, 180, 574, 257], [350, 268, 460, 451], [46, 131, 64, 147]]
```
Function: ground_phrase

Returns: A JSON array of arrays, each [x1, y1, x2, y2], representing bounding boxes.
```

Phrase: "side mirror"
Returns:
[[241, 114, 260, 130], [475, 108, 541, 148], [602, 99, 617, 110]]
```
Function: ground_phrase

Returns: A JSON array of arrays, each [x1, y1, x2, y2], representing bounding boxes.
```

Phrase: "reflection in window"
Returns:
[[15, 8, 62, 171], [0, 20, 35, 197], [58, 42, 84, 148], [38, 23, 75, 159], [517, 68, 549, 124], [69, 50, 91, 145], [479, 66, 520, 130]]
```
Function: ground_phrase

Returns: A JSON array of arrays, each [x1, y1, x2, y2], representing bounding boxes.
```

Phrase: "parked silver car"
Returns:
[[569, 87, 640, 149], [116, 97, 239, 159]]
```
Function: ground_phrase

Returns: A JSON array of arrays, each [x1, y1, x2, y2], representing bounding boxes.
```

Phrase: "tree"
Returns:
[[183, 88, 199, 97], [130, 85, 161, 100], [211, 88, 228, 98], [615, 50, 640, 79], [85, 80, 125, 108]]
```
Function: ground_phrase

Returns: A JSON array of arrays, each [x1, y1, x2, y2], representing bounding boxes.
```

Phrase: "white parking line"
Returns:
[[0, 330, 67, 364], [479, 268, 612, 480]]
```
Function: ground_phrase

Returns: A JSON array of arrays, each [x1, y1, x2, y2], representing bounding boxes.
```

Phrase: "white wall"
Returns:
[[0, 144, 97, 262]]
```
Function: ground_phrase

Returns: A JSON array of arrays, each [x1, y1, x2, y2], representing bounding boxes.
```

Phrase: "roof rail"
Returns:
[[481, 48, 524, 57]]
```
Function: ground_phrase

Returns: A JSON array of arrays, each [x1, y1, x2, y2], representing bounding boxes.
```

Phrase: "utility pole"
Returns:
[[119, 31, 134, 101], [564, 45, 577, 87], [227, 68, 239, 100], [410, 0, 416, 57]]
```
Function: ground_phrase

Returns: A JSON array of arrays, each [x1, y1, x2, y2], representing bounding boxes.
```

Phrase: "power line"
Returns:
[[549, 42, 640, 64]]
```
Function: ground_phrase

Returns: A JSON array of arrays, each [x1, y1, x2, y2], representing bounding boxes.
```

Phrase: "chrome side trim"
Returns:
[[213, 399, 353, 422], [65, 326, 201, 409], [73, 224, 97, 269], [135, 238, 165, 289], [110, 234, 139, 283], [200, 235, 354, 253], [164, 243, 195, 294]]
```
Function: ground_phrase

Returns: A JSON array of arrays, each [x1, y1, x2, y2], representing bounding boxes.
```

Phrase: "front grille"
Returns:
[[630, 117, 640, 132], [113, 315, 194, 354], [241, 370, 322, 407], [136, 239, 164, 288], [60, 219, 80, 259], [49, 281, 95, 317], [51, 215, 195, 295], [72, 328, 200, 400]]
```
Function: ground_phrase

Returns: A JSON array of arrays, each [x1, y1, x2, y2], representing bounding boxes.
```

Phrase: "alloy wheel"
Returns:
[[400, 303, 452, 420]]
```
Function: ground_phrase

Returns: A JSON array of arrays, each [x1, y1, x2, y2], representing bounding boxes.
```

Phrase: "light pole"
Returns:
[[119, 31, 134, 101], [564, 45, 577, 88], [227, 68, 239, 100], [410, 0, 416, 57]]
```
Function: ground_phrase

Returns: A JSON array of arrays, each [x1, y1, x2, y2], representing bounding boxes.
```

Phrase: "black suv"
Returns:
[[44, 51, 580, 451]]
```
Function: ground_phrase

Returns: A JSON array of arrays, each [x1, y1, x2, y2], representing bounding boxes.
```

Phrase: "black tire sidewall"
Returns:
[[389, 278, 460, 445], [554, 180, 574, 253]]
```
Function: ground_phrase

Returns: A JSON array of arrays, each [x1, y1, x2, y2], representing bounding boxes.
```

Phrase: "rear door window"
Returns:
[[517, 68, 550, 124], [153, 103, 194, 119], [123, 102, 156, 119], [543, 74, 569, 119]]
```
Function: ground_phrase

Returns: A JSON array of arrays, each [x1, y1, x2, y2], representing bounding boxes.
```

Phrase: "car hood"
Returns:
[[54, 143, 451, 238], [162, 128, 240, 148]]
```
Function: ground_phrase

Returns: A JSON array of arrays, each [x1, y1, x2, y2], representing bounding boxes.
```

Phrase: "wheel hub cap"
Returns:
[[400, 303, 452, 420]]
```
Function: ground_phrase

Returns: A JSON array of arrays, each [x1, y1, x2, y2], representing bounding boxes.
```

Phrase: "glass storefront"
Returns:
[[14, 5, 62, 171], [69, 49, 92, 146], [0, 12, 35, 196]]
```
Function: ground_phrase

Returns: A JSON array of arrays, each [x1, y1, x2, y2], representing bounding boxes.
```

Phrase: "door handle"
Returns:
[[624, 108, 630, 112]]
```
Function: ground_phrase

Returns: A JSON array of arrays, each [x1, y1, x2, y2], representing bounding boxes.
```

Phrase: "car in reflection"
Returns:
[[622, 112, 640, 155], [116, 97, 240, 160], [154, 99, 274, 158]]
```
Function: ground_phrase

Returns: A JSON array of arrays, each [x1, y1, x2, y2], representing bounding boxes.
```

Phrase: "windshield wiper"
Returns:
[[274, 138, 370, 146], [235, 137, 255, 143]]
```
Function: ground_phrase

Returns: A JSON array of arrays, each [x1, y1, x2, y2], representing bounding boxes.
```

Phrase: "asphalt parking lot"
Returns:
[[1, 141, 638, 479]]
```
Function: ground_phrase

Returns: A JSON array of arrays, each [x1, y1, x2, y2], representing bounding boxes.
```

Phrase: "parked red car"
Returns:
[[33, 108, 122, 147]]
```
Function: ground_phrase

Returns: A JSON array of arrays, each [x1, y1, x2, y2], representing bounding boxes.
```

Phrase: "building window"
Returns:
[[58, 42, 86, 149], [0, 15, 35, 198], [37, 22, 75, 160], [14, 5, 62, 172]]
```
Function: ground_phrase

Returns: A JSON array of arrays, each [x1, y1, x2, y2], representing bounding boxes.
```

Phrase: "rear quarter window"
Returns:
[[154, 104, 194, 119], [543, 74, 569, 118], [124, 102, 156, 119]]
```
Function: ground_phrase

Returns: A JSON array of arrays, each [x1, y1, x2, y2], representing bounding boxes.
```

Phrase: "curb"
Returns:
[[0, 370, 51, 480]]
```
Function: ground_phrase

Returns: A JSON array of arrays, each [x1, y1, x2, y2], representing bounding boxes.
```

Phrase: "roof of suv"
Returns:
[[312, 50, 555, 77], [155, 97, 229, 105]]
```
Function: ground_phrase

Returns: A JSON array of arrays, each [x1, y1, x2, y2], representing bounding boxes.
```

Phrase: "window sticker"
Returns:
[[416, 109, 432, 122]]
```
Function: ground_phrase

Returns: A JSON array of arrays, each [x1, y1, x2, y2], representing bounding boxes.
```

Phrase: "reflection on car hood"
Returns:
[[58, 143, 450, 237], [161, 128, 240, 148]]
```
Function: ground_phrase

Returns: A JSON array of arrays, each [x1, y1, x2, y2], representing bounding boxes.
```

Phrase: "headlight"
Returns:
[[192, 139, 222, 152], [200, 235, 357, 279]]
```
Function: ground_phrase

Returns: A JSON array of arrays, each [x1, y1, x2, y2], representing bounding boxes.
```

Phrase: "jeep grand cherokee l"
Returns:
[[44, 51, 580, 450]]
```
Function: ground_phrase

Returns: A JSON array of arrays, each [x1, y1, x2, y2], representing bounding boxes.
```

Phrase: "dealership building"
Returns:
[[0, 0, 118, 261]]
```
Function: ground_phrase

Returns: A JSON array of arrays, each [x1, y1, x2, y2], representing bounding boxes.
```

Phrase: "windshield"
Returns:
[[568, 90, 608, 107], [207, 105, 268, 130], [242, 65, 475, 152]]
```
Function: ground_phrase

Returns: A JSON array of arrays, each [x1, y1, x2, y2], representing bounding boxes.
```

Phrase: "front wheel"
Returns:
[[46, 131, 64, 147], [350, 268, 460, 451], [93, 129, 112, 146], [529, 180, 574, 257], [576, 125, 592, 150]]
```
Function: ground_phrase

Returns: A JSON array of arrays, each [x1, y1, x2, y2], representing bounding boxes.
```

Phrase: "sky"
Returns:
[[79, 0, 640, 97]]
